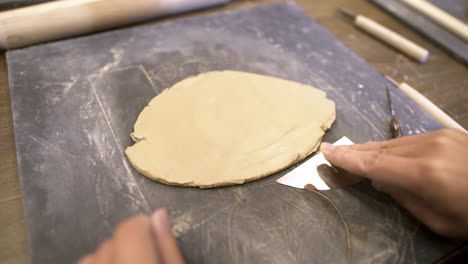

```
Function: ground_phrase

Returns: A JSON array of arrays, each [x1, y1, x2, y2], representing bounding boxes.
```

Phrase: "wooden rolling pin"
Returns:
[[386, 76, 467, 132], [339, 8, 429, 63], [402, 0, 468, 43], [0, 0, 230, 50]]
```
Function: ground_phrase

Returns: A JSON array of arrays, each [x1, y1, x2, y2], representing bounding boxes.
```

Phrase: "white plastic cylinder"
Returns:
[[398, 83, 467, 132], [0, 0, 229, 50], [355, 15, 429, 62], [402, 0, 468, 43]]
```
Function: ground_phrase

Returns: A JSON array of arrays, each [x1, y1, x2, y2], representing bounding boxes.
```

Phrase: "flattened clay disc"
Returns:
[[125, 71, 335, 188]]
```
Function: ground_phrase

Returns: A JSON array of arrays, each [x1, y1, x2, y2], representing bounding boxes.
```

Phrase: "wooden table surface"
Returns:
[[0, 0, 466, 263]]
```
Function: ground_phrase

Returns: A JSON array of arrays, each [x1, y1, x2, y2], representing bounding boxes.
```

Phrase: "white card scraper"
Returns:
[[276, 136, 363, 191]]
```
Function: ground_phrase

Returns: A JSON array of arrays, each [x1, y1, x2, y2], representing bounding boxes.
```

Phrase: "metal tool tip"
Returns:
[[385, 75, 399, 86], [385, 83, 396, 114], [338, 8, 356, 19]]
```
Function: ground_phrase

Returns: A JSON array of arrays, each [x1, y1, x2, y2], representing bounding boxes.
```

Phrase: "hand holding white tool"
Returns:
[[339, 8, 429, 63]]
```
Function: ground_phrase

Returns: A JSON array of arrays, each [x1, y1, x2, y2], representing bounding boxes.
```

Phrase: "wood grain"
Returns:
[[0, 53, 28, 264], [0, 0, 466, 263]]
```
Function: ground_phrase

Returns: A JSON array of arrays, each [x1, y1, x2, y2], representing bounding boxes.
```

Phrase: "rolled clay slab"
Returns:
[[125, 71, 336, 188]]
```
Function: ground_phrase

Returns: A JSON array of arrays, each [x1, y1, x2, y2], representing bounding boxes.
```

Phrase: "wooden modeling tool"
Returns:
[[402, 0, 468, 43], [0, 0, 230, 50], [339, 8, 429, 63], [386, 76, 467, 132]]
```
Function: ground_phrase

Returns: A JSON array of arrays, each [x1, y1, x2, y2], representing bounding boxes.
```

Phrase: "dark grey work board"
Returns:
[[7, 2, 464, 264], [0, 0, 52, 9], [370, 0, 468, 65]]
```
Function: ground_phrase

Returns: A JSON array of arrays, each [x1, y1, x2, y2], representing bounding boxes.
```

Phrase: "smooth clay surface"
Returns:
[[125, 71, 336, 188]]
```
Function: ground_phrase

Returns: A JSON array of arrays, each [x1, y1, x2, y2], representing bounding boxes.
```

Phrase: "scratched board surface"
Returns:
[[371, 0, 468, 65], [7, 3, 463, 264], [0, 0, 52, 8]]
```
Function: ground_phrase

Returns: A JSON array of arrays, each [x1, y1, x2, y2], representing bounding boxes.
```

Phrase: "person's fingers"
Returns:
[[379, 184, 455, 236], [371, 180, 385, 191], [77, 254, 94, 264], [331, 129, 465, 154], [93, 239, 113, 264], [375, 143, 423, 157], [322, 145, 423, 189], [341, 132, 436, 152], [152, 209, 185, 264], [322, 142, 420, 161], [113, 215, 160, 264], [378, 183, 423, 209], [329, 128, 457, 153]]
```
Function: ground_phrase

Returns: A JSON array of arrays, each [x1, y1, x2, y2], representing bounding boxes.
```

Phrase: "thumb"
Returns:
[[321, 143, 353, 170], [151, 209, 185, 264]]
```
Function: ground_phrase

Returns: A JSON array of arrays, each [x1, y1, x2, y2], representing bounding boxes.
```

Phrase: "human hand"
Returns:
[[321, 128, 468, 238], [78, 209, 185, 264]]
